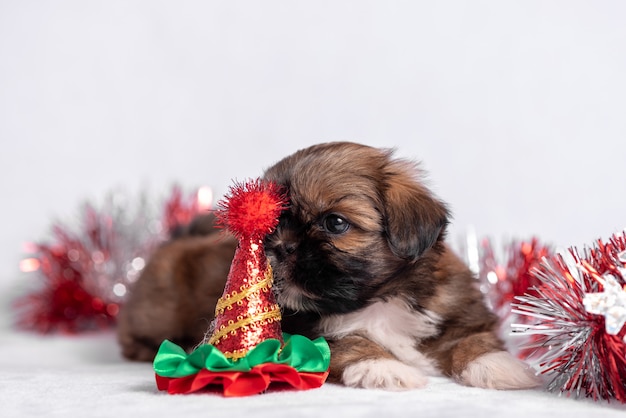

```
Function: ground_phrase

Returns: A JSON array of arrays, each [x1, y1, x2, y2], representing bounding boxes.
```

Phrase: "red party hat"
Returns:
[[208, 179, 287, 359], [153, 179, 331, 396]]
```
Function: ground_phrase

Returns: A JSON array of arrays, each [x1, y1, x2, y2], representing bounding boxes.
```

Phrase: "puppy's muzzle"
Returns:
[[275, 241, 296, 258]]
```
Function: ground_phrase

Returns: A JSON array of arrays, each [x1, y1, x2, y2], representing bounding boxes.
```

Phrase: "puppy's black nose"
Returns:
[[273, 241, 297, 260], [283, 242, 297, 254]]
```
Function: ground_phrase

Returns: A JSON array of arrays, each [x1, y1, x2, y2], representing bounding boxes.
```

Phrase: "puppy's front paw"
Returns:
[[459, 351, 541, 390], [342, 359, 428, 391]]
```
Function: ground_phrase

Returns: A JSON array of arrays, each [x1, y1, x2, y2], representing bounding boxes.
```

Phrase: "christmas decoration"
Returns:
[[458, 231, 552, 351], [14, 186, 211, 333], [512, 231, 626, 403], [153, 179, 331, 397], [474, 236, 552, 315]]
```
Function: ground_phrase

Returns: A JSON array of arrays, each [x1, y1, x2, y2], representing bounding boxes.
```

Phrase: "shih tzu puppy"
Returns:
[[118, 142, 540, 391]]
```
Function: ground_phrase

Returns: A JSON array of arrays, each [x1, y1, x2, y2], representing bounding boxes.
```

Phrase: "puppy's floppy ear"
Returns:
[[381, 159, 449, 261]]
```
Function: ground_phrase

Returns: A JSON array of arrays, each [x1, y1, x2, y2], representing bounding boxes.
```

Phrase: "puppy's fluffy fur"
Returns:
[[118, 142, 540, 391]]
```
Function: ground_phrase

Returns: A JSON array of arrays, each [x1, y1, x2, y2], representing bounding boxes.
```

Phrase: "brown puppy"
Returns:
[[118, 142, 539, 391], [264, 142, 539, 390]]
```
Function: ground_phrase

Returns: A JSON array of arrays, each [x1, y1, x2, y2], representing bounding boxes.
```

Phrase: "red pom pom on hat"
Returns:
[[216, 179, 287, 241]]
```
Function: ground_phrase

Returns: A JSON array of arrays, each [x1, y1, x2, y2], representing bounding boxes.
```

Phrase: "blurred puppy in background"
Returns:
[[118, 142, 539, 391], [117, 213, 236, 361]]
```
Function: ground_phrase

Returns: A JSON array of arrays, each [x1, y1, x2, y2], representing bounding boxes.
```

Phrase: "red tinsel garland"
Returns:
[[476, 236, 552, 315], [513, 231, 626, 403], [459, 234, 552, 354], [14, 186, 211, 334]]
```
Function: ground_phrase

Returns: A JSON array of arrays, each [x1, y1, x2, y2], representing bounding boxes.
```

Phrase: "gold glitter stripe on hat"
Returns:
[[220, 348, 251, 361], [208, 305, 282, 347], [214, 266, 274, 315]]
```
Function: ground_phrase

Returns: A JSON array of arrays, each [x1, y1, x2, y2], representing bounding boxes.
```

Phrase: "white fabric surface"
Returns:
[[1, 330, 624, 418]]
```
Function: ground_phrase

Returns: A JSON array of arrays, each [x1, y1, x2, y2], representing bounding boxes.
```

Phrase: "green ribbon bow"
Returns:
[[154, 333, 331, 378]]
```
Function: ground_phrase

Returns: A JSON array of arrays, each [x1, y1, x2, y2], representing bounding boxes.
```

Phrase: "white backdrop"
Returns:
[[2, 1, 626, 302]]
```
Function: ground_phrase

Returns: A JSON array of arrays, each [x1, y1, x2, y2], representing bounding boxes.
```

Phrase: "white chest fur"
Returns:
[[317, 297, 442, 376]]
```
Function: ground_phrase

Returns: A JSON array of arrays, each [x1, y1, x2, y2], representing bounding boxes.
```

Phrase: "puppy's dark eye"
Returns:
[[322, 214, 350, 234]]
